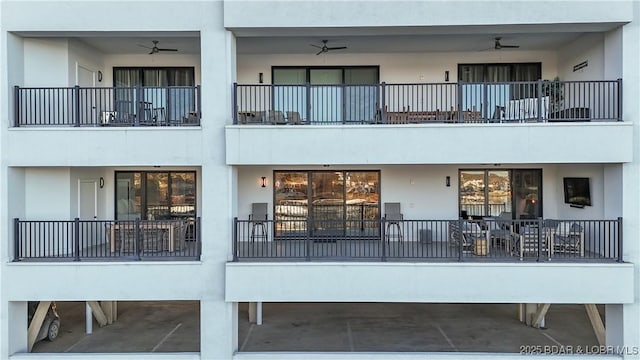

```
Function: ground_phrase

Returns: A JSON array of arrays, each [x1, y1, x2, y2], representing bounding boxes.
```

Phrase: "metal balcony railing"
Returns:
[[13, 218, 201, 261], [233, 79, 621, 125], [232, 217, 623, 262], [14, 85, 201, 127]]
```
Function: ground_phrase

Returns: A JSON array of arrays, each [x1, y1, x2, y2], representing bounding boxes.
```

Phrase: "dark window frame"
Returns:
[[271, 66, 380, 85], [114, 170, 197, 220], [457, 63, 542, 82], [113, 67, 196, 87]]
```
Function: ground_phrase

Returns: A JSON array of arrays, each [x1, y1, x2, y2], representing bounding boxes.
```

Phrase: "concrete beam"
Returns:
[[585, 304, 606, 346], [87, 301, 108, 327], [27, 301, 51, 352]]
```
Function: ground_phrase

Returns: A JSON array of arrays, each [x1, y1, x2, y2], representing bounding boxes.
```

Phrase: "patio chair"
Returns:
[[448, 220, 483, 253], [268, 110, 287, 125], [286, 111, 302, 125], [250, 203, 268, 242], [384, 202, 403, 242], [552, 221, 584, 256]]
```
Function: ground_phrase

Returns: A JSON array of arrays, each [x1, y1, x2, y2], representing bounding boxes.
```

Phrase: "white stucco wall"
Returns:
[[224, 1, 632, 29], [557, 33, 605, 81], [237, 51, 559, 85], [1, 0, 638, 358], [23, 38, 68, 87], [226, 123, 633, 166], [24, 168, 71, 219], [226, 262, 634, 304], [236, 164, 614, 221]]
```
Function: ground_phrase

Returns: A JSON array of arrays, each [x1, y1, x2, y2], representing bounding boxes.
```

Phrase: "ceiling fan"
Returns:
[[493, 37, 520, 50], [137, 40, 178, 55], [310, 39, 347, 55]]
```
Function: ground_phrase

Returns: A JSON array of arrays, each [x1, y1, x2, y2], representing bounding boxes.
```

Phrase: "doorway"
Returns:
[[78, 180, 97, 220], [459, 169, 542, 219], [272, 66, 379, 123], [274, 171, 380, 238]]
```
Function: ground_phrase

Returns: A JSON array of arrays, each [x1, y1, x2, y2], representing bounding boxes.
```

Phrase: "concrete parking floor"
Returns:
[[32, 301, 599, 354], [238, 303, 600, 353], [32, 301, 200, 353]]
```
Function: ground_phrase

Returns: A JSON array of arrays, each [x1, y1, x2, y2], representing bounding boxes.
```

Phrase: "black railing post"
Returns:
[[457, 81, 463, 123], [14, 86, 20, 127], [135, 218, 142, 260], [381, 82, 387, 123], [617, 216, 623, 262], [196, 85, 202, 125], [305, 217, 311, 261], [482, 82, 488, 121], [458, 217, 463, 261], [341, 84, 346, 124], [232, 83, 238, 124], [232, 217, 238, 261], [196, 217, 202, 260], [617, 78, 622, 122], [306, 82, 312, 124], [381, 217, 386, 261], [74, 85, 81, 127], [537, 79, 543, 122], [13, 218, 20, 261], [74, 218, 81, 261], [537, 217, 543, 262], [136, 86, 143, 126]]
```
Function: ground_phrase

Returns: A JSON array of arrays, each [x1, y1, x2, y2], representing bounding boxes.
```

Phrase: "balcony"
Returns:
[[13, 218, 201, 261], [233, 80, 621, 125], [232, 217, 622, 263], [13, 85, 201, 127]]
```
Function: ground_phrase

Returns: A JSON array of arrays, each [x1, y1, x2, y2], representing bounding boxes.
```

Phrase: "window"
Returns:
[[459, 169, 542, 219], [113, 67, 196, 124], [458, 63, 542, 117], [274, 171, 380, 237], [271, 66, 379, 124], [458, 63, 541, 82], [115, 171, 196, 221]]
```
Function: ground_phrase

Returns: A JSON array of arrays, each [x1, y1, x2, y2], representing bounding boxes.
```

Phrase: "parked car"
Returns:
[[27, 302, 60, 342]]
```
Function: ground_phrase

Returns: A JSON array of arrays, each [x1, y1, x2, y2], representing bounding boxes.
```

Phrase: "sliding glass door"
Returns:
[[459, 169, 541, 219], [274, 170, 380, 238], [115, 171, 196, 221], [113, 67, 195, 123], [272, 67, 379, 124]]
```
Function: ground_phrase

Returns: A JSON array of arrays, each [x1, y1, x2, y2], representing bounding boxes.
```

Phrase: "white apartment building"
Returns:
[[0, 0, 639, 359]]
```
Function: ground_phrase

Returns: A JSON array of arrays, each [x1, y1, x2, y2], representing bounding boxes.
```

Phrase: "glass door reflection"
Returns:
[[311, 172, 345, 236], [274, 171, 380, 238]]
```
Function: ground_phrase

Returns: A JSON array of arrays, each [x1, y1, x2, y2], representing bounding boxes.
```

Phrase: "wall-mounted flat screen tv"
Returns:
[[563, 177, 591, 207]]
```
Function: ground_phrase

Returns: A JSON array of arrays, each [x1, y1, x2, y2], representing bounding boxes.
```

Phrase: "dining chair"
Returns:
[[250, 203, 268, 242], [384, 202, 403, 242]]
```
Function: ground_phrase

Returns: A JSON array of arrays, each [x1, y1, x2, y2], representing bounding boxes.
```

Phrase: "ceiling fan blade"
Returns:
[[326, 46, 347, 50], [149, 49, 155, 55], [501, 45, 520, 48], [316, 49, 325, 55], [157, 48, 178, 52], [137, 44, 153, 49], [310, 44, 322, 49]]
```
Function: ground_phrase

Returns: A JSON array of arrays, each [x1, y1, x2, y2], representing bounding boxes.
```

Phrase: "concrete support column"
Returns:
[[605, 304, 623, 347], [85, 302, 92, 334], [7, 302, 28, 356], [248, 302, 263, 325]]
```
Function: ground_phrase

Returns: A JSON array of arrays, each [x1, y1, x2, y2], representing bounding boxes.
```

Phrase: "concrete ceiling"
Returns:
[[17, 21, 621, 55], [74, 32, 586, 55], [236, 33, 585, 54]]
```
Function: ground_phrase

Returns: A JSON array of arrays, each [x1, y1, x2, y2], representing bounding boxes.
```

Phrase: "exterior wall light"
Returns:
[[446, 176, 451, 187], [261, 176, 267, 188], [99, 177, 105, 188]]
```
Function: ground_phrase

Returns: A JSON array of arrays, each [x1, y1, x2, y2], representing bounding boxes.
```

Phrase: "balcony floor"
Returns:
[[235, 239, 612, 262]]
